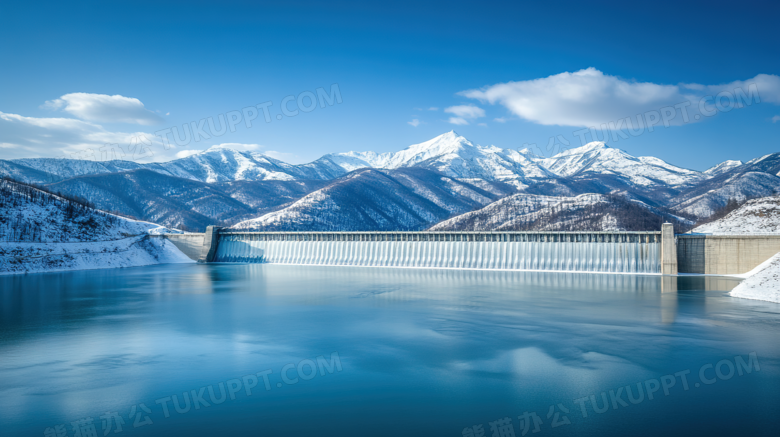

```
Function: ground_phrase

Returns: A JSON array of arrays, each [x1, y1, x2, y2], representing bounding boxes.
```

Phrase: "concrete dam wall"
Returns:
[[677, 234, 780, 275], [212, 231, 662, 274], [150, 233, 205, 261], [154, 226, 780, 277]]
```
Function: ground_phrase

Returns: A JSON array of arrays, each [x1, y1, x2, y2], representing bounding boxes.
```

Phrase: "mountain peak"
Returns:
[[704, 160, 743, 176], [196, 145, 244, 157], [577, 141, 609, 152], [394, 131, 473, 159], [518, 147, 543, 157], [543, 141, 608, 160], [425, 130, 463, 144]]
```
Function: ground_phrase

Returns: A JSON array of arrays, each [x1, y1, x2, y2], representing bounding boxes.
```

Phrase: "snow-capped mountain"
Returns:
[[160, 146, 298, 182], [159, 146, 345, 182], [538, 142, 704, 186], [0, 131, 754, 191], [321, 131, 555, 187], [693, 195, 780, 234]]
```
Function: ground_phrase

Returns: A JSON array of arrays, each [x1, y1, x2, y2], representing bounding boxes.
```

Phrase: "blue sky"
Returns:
[[1, 0, 779, 170]]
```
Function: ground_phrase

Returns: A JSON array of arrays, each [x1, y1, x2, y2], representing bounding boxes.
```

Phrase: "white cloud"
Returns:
[[408, 119, 421, 127], [428, 107, 439, 111], [445, 104, 485, 119], [460, 68, 780, 127], [494, 117, 507, 123], [772, 115, 780, 123], [43, 93, 164, 125], [691, 75, 780, 105], [175, 150, 201, 159], [209, 143, 263, 152], [444, 105, 485, 125], [0, 111, 182, 162]]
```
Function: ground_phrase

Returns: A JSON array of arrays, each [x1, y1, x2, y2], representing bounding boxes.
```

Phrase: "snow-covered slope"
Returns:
[[430, 192, 692, 232], [539, 142, 704, 186], [1, 179, 164, 242], [730, 252, 780, 303], [743, 152, 780, 175], [322, 131, 554, 187], [44, 169, 330, 231], [0, 159, 79, 185], [693, 195, 780, 234], [47, 169, 255, 230], [0, 179, 191, 274], [231, 168, 509, 231]]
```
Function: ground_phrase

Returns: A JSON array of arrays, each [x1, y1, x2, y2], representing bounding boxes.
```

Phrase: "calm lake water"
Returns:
[[1, 264, 779, 437]]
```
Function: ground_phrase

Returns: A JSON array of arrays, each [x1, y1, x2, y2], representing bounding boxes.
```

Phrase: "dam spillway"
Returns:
[[212, 232, 662, 274]]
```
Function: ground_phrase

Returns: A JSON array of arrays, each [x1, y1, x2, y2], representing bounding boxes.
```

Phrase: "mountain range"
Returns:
[[2, 131, 778, 232]]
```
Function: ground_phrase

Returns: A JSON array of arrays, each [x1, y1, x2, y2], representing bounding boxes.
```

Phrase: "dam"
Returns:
[[153, 224, 780, 276], [207, 230, 663, 274]]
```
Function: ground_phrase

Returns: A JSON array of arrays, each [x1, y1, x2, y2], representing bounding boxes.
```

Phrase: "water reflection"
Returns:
[[0, 264, 775, 437], [0, 266, 746, 341]]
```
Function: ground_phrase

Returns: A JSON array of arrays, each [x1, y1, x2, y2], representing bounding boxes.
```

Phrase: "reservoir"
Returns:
[[1, 264, 778, 436]]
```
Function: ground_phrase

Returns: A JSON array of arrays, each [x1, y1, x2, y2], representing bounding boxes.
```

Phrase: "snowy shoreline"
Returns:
[[0, 235, 193, 275], [728, 252, 780, 304], [0, 178, 195, 275]]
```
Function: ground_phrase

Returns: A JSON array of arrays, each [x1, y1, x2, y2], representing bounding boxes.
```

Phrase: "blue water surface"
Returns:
[[1, 264, 778, 436]]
